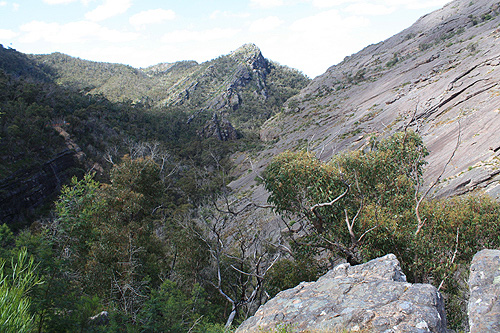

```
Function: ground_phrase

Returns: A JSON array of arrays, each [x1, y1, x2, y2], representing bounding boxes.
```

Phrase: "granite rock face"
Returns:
[[468, 249, 500, 333], [228, 0, 500, 245], [236, 254, 447, 333]]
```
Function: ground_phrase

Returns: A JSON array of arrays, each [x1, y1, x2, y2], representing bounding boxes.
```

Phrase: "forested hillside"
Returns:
[[0, 42, 312, 331], [31, 43, 309, 134], [0, 43, 309, 227], [2, 0, 500, 330]]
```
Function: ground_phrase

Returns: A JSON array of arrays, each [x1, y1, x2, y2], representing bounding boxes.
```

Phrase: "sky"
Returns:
[[0, 0, 451, 78]]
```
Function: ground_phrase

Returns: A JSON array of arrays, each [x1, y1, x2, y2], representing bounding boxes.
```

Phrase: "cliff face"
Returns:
[[245, 0, 500, 199], [0, 150, 77, 227]]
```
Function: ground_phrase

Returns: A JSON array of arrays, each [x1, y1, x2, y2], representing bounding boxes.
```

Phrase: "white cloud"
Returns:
[[250, 0, 284, 9], [306, 0, 449, 10], [129, 9, 175, 30], [162, 28, 240, 44], [43, 0, 77, 4], [383, 0, 450, 9], [0, 29, 19, 40], [19, 20, 138, 44], [249, 16, 284, 33], [12, 2, 19, 10], [85, 0, 132, 21], [344, 2, 395, 16], [43, 0, 95, 5], [308, 0, 350, 8], [282, 9, 372, 76], [210, 10, 250, 20], [290, 9, 369, 32], [0, 1, 7, 6]]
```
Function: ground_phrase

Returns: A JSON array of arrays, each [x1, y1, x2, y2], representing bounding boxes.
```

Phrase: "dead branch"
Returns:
[[310, 186, 349, 233], [187, 315, 204, 333], [438, 227, 460, 291], [310, 186, 349, 212], [344, 209, 356, 244], [357, 225, 378, 243]]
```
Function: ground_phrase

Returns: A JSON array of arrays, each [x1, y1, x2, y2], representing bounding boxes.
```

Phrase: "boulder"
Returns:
[[236, 254, 447, 332], [468, 249, 500, 333]]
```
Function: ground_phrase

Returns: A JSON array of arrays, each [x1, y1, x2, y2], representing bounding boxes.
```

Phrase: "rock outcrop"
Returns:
[[200, 112, 238, 141], [236, 254, 447, 333], [468, 249, 500, 332]]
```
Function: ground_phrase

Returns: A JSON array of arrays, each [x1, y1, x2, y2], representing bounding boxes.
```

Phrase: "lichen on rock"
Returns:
[[236, 254, 447, 332]]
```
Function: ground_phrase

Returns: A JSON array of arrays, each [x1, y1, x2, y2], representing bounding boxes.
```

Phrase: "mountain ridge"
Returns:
[[223, 0, 500, 248], [28, 43, 309, 137]]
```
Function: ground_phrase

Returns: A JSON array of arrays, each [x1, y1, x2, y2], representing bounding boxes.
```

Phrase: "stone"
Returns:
[[236, 254, 447, 333], [468, 249, 500, 333], [88, 310, 109, 326]]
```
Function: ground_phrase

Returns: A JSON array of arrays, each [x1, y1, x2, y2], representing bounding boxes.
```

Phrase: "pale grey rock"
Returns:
[[88, 310, 109, 326], [468, 249, 500, 333], [229, 0, 500, 250], [236, 254, 447, 333]]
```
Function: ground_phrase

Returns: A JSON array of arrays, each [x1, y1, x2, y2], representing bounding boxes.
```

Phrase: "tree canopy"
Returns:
[[264, 131, 500, 330]]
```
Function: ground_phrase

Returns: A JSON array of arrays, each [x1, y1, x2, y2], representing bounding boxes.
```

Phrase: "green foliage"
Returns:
[[385, 54, 400, 67], [137, 280, 210, 332], [263, 130, 500, 330], [24, 156, 213, 329], [266, 257, 322, 297], [0, 43, 312, 331], [0, 248, 42, 333], [264, 131, 427, 263]]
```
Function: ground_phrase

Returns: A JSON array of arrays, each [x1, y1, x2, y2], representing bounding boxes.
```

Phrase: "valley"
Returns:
[[1, 0, 500, 331]]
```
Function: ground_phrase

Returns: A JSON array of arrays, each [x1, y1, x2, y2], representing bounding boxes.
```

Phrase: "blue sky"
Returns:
[[0, 0, 451, 78]]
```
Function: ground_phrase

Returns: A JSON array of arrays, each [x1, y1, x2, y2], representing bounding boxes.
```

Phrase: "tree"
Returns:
[[263, 130, 500, 330], [264, 131, 427, 265]]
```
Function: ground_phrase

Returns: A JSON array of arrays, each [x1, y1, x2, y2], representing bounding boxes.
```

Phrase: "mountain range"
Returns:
[[1, 0, 500, 330], [0, 0, 499, 244]]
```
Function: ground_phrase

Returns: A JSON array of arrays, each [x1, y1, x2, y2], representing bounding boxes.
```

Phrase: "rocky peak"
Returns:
[[230, 43, 269, 73]]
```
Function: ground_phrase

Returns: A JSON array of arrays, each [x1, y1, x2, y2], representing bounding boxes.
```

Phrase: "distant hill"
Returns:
[[29, 44, 310, 136]]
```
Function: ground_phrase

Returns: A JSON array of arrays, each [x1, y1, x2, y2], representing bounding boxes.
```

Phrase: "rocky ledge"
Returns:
[[237, 254, 447, 332]]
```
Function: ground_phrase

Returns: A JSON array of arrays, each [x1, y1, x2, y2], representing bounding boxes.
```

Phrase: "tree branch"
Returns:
[[309, 186, 349, 233]]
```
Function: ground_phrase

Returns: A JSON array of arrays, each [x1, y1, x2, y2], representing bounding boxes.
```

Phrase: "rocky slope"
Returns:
[[468, 249, 500, 332], [229, 0, 500, 233]]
